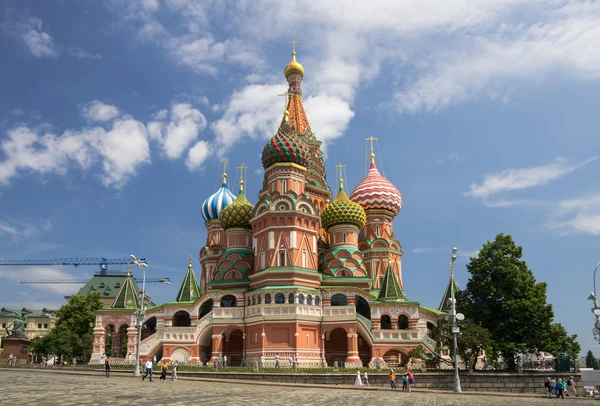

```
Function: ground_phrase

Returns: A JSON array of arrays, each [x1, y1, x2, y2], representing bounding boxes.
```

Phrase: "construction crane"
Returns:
[[20, 277, 170, 284], [0, 257, 144, 274]]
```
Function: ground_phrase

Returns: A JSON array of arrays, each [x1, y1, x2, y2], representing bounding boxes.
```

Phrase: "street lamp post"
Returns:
[[588, 261, 600, 341], [449, 247, 463, 393], [131, 254, 148, 377]]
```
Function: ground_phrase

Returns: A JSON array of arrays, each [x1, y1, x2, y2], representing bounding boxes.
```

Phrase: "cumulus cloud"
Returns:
[[0, 267, 85, 295], [0, 113, 150, 189], [186, 140, 212, 171], [18, 17, 58, 58], [0, 219, 50, 242], [82, 101, 120, 122], [549, 194, 600, 236], [147, 103, 208, 159]]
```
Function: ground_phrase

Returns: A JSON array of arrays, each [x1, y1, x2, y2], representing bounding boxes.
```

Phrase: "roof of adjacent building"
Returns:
[[111, 266, 141, 309], [376, 262, 407, 302], [176, 256, 201, 303], [0, 307, 55, 318]]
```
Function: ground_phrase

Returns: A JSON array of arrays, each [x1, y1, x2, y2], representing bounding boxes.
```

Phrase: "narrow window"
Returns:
[[268, 232, 275, 249], [271, 183, 275, 192], [44, 323, 48, 329], [38, 323, 42, 329], [315, 296, 320, 306], [333, 234, 337, 244], [299, 294, 305, 304], [307, 295, 313, 305], [295, 183, 299, 194], [235, 235, 239, 246], [265, 293, 272, 304], [261, 251, 266, 269], [312, 236, 317, 253], [343, 232, 347, 243], [253, 238, 257, 252], [301, 250, 307, 268], [279, 250, 286, 267], [216, 232, 221, 244], [290, 231, 296, 248], [282, 180, 287, 192], [254, 333, 258, 344], [288, 293, 295, 303], [376, 225, 380, 237], [306, 334, 309, 344]]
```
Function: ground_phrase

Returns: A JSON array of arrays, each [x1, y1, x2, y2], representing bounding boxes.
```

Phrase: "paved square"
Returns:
[[0, 369, 592, 405]]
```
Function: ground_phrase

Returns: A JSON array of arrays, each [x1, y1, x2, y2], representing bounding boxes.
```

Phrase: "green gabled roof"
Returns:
[[439, 276, 460, 312], [176, 256, 201, 303], [420, 305, 447, 316], [111, 266, 141, 309], [377, 263, 406, 302]]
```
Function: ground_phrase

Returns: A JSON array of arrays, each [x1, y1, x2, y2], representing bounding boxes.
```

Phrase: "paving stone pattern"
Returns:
[[0, 369, 592, 406]]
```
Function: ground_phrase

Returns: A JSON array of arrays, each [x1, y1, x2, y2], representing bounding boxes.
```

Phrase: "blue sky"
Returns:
[[1, 1, 599, 355]]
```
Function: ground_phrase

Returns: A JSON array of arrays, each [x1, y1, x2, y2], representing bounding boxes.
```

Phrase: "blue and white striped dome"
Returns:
[[202, 177, 236, 222]]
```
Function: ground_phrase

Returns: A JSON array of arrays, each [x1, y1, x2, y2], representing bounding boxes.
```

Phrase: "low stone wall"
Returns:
[[177, 370, 583, 394]]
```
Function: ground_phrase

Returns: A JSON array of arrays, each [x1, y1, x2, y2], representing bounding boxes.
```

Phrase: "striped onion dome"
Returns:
[[321, 180, 367, 231], [219, 181, 255, 230], [201, 174, 236, 222], [261, 111, 309, 169], [349, 155, 403, 217]]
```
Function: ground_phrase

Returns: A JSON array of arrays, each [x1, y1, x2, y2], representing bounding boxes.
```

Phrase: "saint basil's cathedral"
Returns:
[[91, 49, 446, 368]]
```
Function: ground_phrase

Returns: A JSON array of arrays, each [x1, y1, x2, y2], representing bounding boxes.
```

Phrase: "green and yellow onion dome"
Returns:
[[321, 180, 367, 231], [219, 181, 255, 230], [261, 111, 309, 169]]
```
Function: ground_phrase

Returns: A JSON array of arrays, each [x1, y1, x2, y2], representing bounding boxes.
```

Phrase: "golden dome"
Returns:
[[284, 51, 304, 78]]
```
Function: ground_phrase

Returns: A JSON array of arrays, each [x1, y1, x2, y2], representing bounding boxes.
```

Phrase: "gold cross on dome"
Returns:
[[365, 136, 378, 156], [220, 158, 229, 181], [289, 39, 299, 53], [278, 92, 290, 108], [335, 163, 346, 187], [236, 164, 248, 182]]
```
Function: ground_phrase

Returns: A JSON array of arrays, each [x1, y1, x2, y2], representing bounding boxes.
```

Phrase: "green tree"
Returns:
[[458, 233, 554, 370], [30, 292, 103, 362], [586, 350, 600, 370], [542, 323, 581, 361]]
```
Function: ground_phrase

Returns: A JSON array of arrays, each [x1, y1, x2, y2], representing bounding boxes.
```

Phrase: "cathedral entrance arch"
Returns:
[[142, 317, 157, 340], [173, 311, 191, 327], [199, 300, 213, 318], [222, 328, 244, 366], [355, 295, 371, 319], [382, 349, 406, 368], [324, 328, 347, 367], [357, 331, 371, 367], [198, 327, 213, 365]]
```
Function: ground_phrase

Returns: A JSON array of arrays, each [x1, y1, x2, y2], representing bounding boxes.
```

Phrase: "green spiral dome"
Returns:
[[219, 183, 255, 230], [321, 182, 367, 231]]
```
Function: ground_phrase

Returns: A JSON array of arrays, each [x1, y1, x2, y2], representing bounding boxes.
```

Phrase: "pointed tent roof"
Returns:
[[111, 265, 141, 309], [377, 257, 406, 302], [176, 255, 201, 303], [438, 276, 460, 312]]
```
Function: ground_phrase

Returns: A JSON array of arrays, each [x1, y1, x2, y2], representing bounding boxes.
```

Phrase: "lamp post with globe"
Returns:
[[131, 254, 148, 377], [447, 247, 464, 393], [588, 261, 600, 341]]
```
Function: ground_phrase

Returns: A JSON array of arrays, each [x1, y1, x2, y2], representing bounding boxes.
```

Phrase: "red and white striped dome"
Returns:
[[349, 159, 402, 216]]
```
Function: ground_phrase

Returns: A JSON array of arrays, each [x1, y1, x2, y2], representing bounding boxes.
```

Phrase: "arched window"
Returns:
[[220, 295, 237, 308], [375, 224, 380, 236], [288, 293, 295, 304], [265, 294, 272, 304], [298, 294, 305, 304], [398, 315, 409, 330], [355, 295, 371, 319], [247, 297, 251, 306], [172, 311, 191, 327], [307, 295, 313, 305], [380, 315, 392, 330], [252, 296, 256, 306], [257, 295, 262, 304], [275, 293, 285, 304], [261, 251, 265, 269], [301, 250, 307, 268], [279, 250, 286, 267], [427, 322, 436, 338], [331, 293, 347, 306], [315, 296, 320, 306]]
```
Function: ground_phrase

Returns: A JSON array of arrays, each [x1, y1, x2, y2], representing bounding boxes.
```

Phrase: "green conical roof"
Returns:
[[176, 255, 201, 303], [111, 266, 141, 309], [377, 261, 406, 302], [438, 276, 460, 312]]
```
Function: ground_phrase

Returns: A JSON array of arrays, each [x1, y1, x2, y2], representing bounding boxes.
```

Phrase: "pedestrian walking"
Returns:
[[153, 355, 157, 364], [223, 355, 227, 367], [566, 376, 577, 397], [406, 370, 414, 391], [159, 360, 168, 382], [555, 378, 565, 399], [402, 373, 409, 391], [289, 355, 294, 368], [217, 354, 223, 367], [172, 360, 178, 381], [363, 371, 369, 387], [547, 377, 556, 399], [8, 353, 13, 365], [275, 353, 280, 368], [104, 356, 111, 378], [354, 370, 363, 388], [388, 369, 397, 390], [142, 359, 153, 381]]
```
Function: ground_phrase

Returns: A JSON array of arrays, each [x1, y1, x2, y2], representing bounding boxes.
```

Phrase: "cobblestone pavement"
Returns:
[[0, 369, 593, 406]]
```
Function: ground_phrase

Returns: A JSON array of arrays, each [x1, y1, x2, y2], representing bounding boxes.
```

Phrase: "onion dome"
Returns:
[[219, 181, 255, 230], [349, 154, 403, 216], [261, 111, 310, 169], [321, 179, 367, 231], [201, 173, 236, 222], [284, 51, 304, 78]]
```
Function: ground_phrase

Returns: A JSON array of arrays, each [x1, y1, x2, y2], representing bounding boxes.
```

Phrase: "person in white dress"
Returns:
[[354, 370, 364, 387]]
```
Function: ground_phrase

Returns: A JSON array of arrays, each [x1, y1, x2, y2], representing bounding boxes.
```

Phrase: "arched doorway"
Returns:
[[325, 328, 347, 367], [198, 328, 213, 366], [357, 332, 371, 367], [117, 325, 129, 357], [220, 295, 237, 307], [427, 322, 436, 338], [383, 349, 405, 368], [380, 315, 392, 330], [199, 300, 213, 318], [142, 317, 156, 340], [355, 296, 371, 319], [173, 311, 191, 327], [105, 325, 115, 357], [331, 294, 347, 306], [223, 329, 244, 366]]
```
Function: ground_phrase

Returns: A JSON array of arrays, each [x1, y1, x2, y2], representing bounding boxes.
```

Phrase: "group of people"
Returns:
[[353, 369, 414, 392], [545, 376, 577, 399], [141, 358, 179, 382]]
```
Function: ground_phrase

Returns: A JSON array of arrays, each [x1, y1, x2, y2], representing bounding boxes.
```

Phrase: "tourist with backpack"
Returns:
[[566, 376, 577, 397]]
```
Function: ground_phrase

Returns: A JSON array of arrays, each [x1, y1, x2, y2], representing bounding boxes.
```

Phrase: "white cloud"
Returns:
[[148, 103, 208, 159], [0, 267, 84, 295], [304, 94, 354, 145], [82, 101, 120, 122], [186, 140, 211, 171], [18, 17, 58, 58], [67, 47, 102, 60], [549, 194, 600, 236], [0, 219, 51, 242], [412, 248, 434, 253], [464, 157, 597, 202], [457, 250, 480, 259]]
